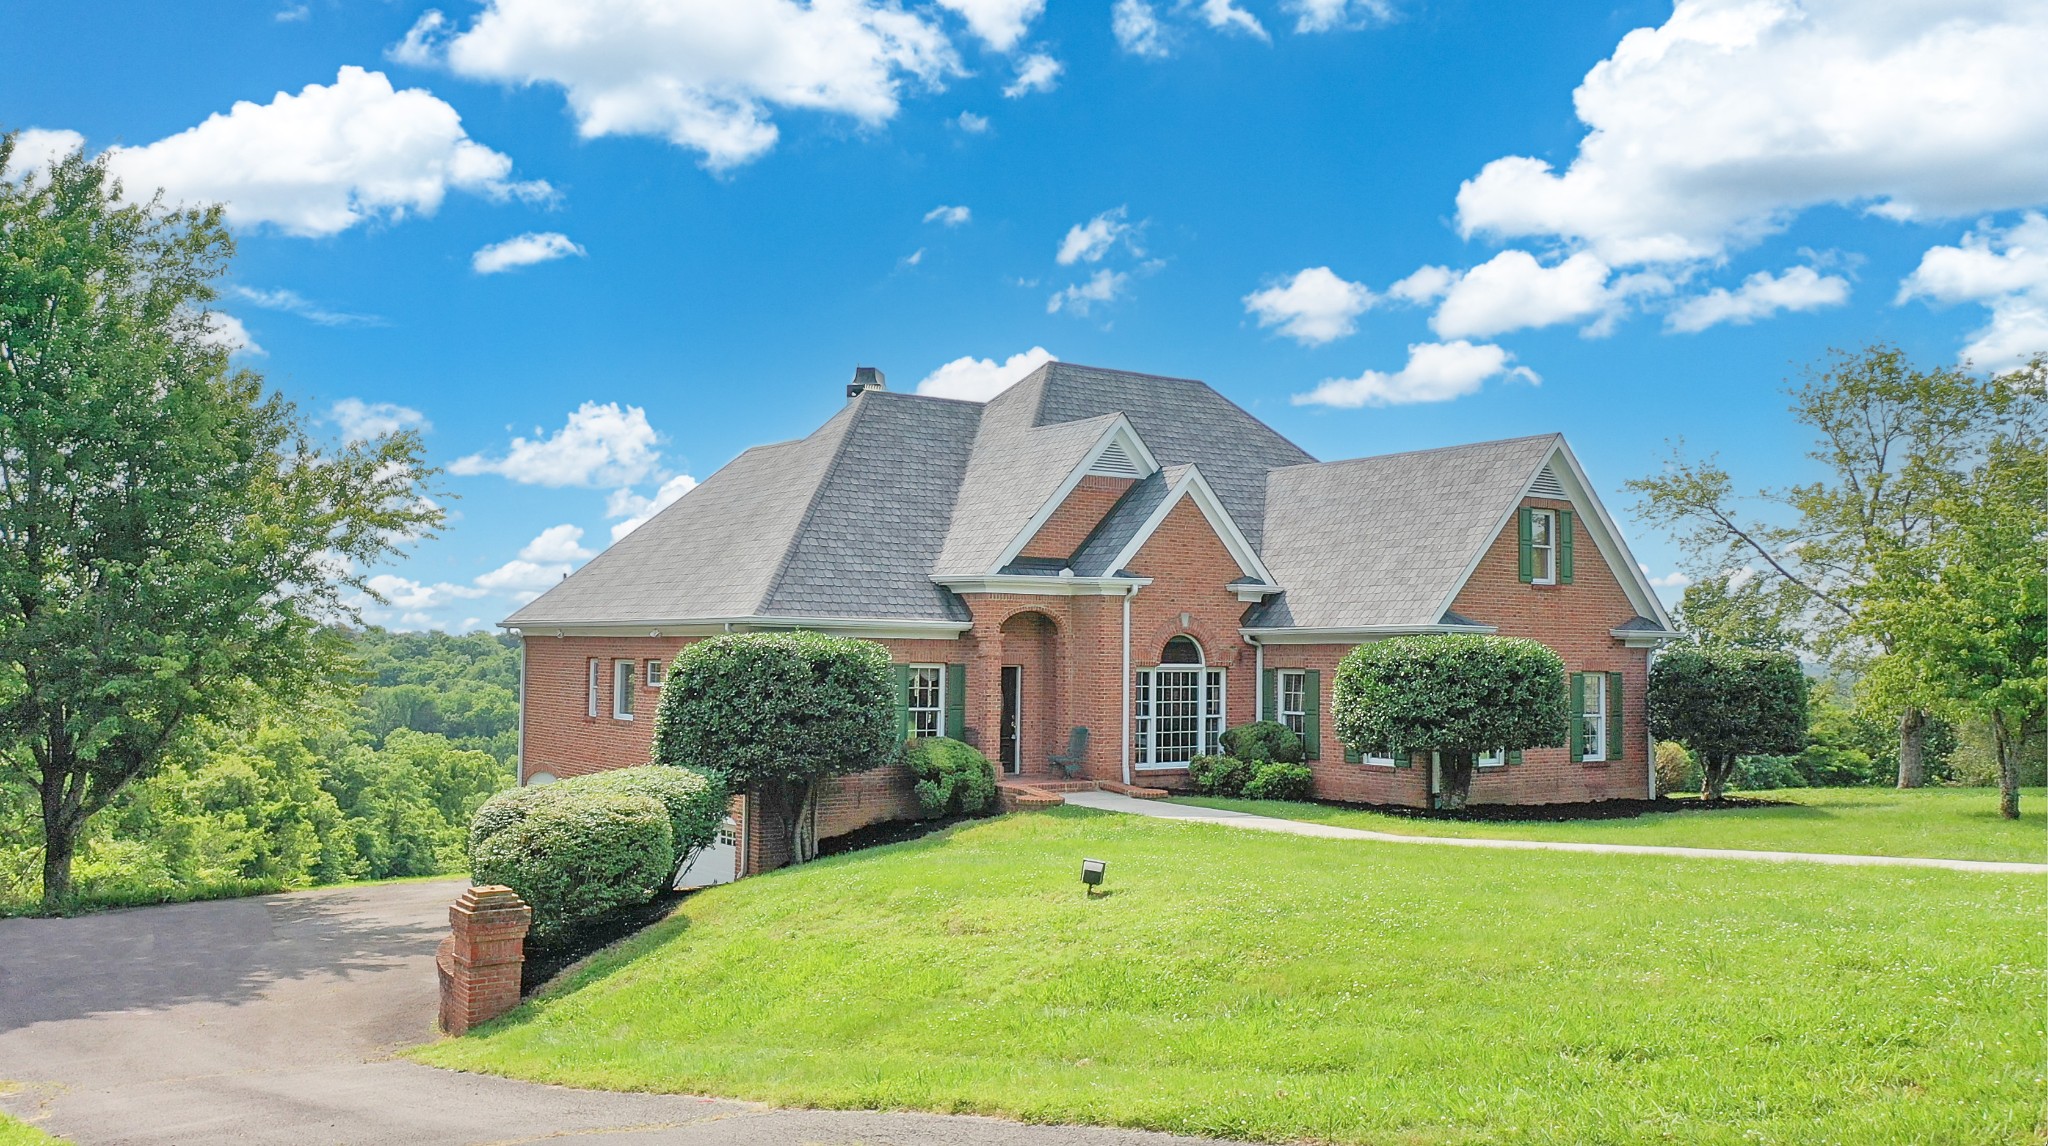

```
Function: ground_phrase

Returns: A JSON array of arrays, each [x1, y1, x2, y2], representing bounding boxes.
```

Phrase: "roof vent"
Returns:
[[846, 366, 886, 401], [1089, 438, 1143, 479], [1528, 464, 1566, 500]]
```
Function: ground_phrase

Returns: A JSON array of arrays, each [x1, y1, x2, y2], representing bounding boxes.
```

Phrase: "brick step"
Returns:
[[997, 778, 1173, 809]]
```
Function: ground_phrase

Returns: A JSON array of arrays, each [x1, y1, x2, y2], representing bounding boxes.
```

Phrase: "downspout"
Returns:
[[514, 632, 529, 785], [1121, 584, 1136, 787], [1644, 643, 1660, 801], [1251, 635, 1264, 721]]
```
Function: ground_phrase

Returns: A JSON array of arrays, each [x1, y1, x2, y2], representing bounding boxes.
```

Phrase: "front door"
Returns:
[[1000, 666, 1022, 774]]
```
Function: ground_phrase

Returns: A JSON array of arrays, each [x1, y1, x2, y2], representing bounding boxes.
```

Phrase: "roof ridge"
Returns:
[[1277, 432, 1563, 472], [856, 388, 986, 409]]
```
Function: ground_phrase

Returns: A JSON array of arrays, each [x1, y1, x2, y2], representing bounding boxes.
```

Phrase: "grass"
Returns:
[[0, 1085, 67, 1146], [1173, 786, 2047, 864], [415, 808, 2045, 1145]]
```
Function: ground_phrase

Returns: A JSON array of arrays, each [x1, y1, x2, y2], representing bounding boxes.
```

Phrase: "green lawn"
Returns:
[[416, 808, 2045, 1145], [0, 1117, 66, 1146], [1173, 786, 2046, 864]]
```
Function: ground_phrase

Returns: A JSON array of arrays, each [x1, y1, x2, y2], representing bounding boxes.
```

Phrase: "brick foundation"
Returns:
[[436, 885, 531, 1036]]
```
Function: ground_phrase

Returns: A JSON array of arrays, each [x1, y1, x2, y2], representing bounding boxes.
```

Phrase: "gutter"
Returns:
[[1250, 634, 1264, 722]]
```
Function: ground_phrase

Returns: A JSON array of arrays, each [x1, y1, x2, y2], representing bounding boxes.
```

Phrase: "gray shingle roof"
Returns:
[[1246, 434, 1561, 630], [1068, 464, 1187, 576]]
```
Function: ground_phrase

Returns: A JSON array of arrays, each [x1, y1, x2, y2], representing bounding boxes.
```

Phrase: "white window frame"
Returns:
[[908, 664, 946, 739], [1277, 670, 1307, 739], [1530, 508, 1558, 585], [645, 659, 665, 688], [613, 659, 637, 721], [1134, 642, 1226, 770], [1580, 674, 1610, 762], [1476, 747, 1507, 769], [587, 658, 600, 718], [1360, 749, 1398, 768]]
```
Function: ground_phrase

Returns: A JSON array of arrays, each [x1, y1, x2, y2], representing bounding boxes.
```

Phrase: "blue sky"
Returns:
[[5, 0, 2044, 631]]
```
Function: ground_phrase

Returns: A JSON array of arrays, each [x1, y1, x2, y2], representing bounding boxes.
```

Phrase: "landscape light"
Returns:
[[1081, 858, 1106, 896]]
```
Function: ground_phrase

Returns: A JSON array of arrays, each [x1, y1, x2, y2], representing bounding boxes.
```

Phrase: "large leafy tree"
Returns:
[[1630, 345, 2033, 786], [0, 138, 439, 906], [1648, 646, 1809, 801], [1333, 635, 1568, 810]]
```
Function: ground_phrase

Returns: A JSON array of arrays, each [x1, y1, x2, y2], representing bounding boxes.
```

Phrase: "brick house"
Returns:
[[505, 362, 1678, 879]]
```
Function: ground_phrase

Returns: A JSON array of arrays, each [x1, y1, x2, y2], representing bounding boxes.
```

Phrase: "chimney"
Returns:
[[847, 365, 886, 401]]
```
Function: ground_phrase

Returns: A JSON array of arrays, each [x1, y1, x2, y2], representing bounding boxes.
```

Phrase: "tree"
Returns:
[[1857, 412, 2045, 819], [1333, 635, 1568, 810], [651, 632, 895, 864], [1648, 646, 1808, 801], [1630, 345, 2032, 787], [1673, 574, 1801, 650], [0, 138, 439, 906]]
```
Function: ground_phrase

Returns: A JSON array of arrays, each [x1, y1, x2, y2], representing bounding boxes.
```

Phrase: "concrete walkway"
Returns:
[[1061, 790, 2048, 875], [0, 880, 1238, 1146]]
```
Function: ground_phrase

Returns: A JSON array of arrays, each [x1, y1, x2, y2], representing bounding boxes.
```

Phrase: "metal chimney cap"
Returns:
[[847, 365, 886, 400]]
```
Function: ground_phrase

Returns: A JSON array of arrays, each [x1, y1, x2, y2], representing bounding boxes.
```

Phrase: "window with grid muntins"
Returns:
[[1134, 666, 1226, 767], [1278, 671, 1306, 737], [1530, 509, 1556, 584], [909, 665, 945, 738]]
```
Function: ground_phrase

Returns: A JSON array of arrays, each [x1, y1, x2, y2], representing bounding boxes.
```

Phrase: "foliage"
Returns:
[[1242, 762, 1314, 801], [1335, 635, 1567, 809], [1654, 741, 1698, 794], [1220, 721, 1304, 764], [1648, 645, 1807, 800], [652, 632, 895, 863], [1673, 574, 1802, 650], [1728, 755, 1805, 791], [568, 766, 730, 872], [1186, 755, 1253, 798], [0, 139, 441, 906], [347, 628, 520, 763], [902, 737, 997, 818], [416, 809, 2043, 1146], [470, 789, 673, 941]]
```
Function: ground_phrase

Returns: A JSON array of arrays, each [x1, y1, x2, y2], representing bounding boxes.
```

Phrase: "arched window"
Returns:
[[1135, 634, 1225, 768]]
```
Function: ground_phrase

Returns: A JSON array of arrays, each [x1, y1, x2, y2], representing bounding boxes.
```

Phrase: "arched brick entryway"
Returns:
[[996, 610, 1060, 777]]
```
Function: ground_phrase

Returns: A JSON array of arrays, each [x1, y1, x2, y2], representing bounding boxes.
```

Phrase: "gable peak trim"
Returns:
[[1104, 465, 1275, 586]]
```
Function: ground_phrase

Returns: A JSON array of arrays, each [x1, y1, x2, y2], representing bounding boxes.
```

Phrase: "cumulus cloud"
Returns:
[[389, 9, 451, 65], [474, 559, 571, 600], [1003, 52, 1063, 98], [915, 346, 1056, 401], [924, 204, 971, 226], [953, 111, 991, 133], [1244, 267, 1374, 345], [1288, 0, 1392, 34], [472, 231, 586, 274], [1113, 0, 1170, 56], [99, 66, 547, 237], [1057, 207, 1133, 265], [1387, 264, 1455, 305], [519, 524, 596, 562], [1291, 340, 1539, 408], [1, 128, 86, 182], [935, 0, 1046, 52], [1666, 265, 1850, 332], [607, 473, 701, 541], [1454, 0, 2048, 266], [430, 0, 959, 170], [366, 572, 486, 609], [450, 402, 664, 487], [331, 398, 430, 441], [1047, 269, 1129, 316], [1900, 213, 2048, 370], [199, 311, 262, 357], [1429, 250, 1616, 338], [1196, 0, 1268, 40]]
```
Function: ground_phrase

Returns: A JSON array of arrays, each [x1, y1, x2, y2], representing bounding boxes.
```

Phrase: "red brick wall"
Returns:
[[1258, 644, 1432, 807], [1018, 475, 1136, 559]]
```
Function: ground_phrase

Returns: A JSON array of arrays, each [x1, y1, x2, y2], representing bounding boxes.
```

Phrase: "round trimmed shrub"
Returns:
[[567, 766, 730, 872], [1221, 721, 1304, 764], [1244, 762, 1314, 801], [470, 790, 673, 941], [1187, 754, 1253, 797], [467, 783, 552, 857], [902, 737, 997, 817]]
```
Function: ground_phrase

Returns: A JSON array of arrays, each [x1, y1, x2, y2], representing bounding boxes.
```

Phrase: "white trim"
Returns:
[[1239, 621, 1497, 644], [586, 658, 600, 718], [1102, 466, 1276, 586], [612, 658, 637, 721], [645, 658, 665, 688], [1234, 583, 1285, 603], [1611, 625, 1682, 648], [906, 663, 946, 739], [1120, 584, 1135, 786], [512, 616, 974, 639], [1579, 673, 1611, 762], [1529, 507, 1558, 585], [1276, 668, 1308, 739], [516, 641, 529, 784], [1251, 635, 1265, 721], [988, 417, 1160, 573], [932, 574, 1154, 597]]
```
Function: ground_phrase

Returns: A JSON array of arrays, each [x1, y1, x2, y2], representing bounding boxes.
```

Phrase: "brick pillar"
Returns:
[[969, 620, 1005, 767], [436, 885, 531, 1036]]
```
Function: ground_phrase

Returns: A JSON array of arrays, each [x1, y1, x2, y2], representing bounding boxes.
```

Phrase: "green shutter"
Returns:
[[1558, 509, 1575, 584], [1344, 742, 1362, 764], [1607, 671, 1624, 763], [946, 663, 967, 741], [1568, 672, 1585, 763], [1260, 669, 1277, 721], [1517, 507, 1534, 583], [892, 664, 913, 742], [1508, 748, 1523, 765], [1301, 671, 1321, 761], [1392, 748, 1412, 768]]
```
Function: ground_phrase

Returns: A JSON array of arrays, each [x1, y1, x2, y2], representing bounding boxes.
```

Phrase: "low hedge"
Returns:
[[470, 789, 673, 941], [903, 737, 998, 817], [1221, 721, 1304, 764], [1188, 755, 1253, 797], [1243, 761, 1314, 801], [567, 766, 730, 871]]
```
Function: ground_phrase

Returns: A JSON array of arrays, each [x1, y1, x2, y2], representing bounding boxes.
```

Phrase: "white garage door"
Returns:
[[674, 816, 738, 889]]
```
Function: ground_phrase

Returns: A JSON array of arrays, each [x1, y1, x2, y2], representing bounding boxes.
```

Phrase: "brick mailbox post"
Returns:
[[436, 884, 532, 1035]]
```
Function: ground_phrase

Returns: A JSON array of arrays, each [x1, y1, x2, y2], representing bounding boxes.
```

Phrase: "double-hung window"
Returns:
[[1529, 509, 1558, 584], [587, 659, 601, 718], [907, 665, 945, 738], [1277, 670, 1307, 738], [1577, 673, 1609, 761], [645, 659, 665, 688], [1134, 636, 1225, 768], [613, 660, 637, 720]]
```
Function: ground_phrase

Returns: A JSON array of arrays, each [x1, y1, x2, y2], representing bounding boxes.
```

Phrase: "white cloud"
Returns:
[[1057, 207, 1132, 265], [436, 0, 960, 171], [1, 128, 86, 182], [474, 559, 571, 600], [1003, 52, 1063, 98], [472, 231, 586, 274], [450, 402, 663, 487], [99, 66, 547, 238], [331, 398, 429, 441], [953, 111, 991, 133], [1288, 0, 1391, 34], [1454, 0, 2048, 266], [904, 247, 926, 266], [1649, 570, 1693, 589], [1244, 266, 1374, 345], [1666, 266, 1850, 332], [1047, 269, 1129, 316], [519, 524, 595, 562], [1291, 340, 1539, 408], [199, 311, 262, 357], [1387, 264, 1455, 305], [230, 286, 376, 326], [915, 346, 1056, 401], [1113, 0, 1170, 56], [607, 473, 701, 541], [935, 0, 1045, 52], [1430, 250, 1616, 338], [389, 9, 451, 65], [1196, 0, 1268, 40], [276, 3, 310, 22], [1899, 213, 2048, 371], [924, 204, 971, 226], [366, 572, 486, 609]]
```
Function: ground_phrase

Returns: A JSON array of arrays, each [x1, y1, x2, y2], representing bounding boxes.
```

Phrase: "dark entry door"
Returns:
[[1000, 666, 1022, 774]]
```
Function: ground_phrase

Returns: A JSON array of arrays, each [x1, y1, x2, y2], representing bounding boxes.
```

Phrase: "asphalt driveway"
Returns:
[[0, 880, 1231, 1146]]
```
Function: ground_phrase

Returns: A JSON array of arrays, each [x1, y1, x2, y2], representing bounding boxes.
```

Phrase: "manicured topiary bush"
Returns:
[[902, 737, 998, 818], [1648, 645, 1807, 801], [568, 766, 730, 874], [1243, 762, 1314, 801], [470, 789, 673, 941], [652, 632, 895, 864], [1187, 754, 1253, 797], [467, 783, 551, 856], [1221, 721, 1304, 764]]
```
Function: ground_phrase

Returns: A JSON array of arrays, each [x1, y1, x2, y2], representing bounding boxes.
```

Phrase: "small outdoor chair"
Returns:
[[1050, 726, 1089, 778]]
